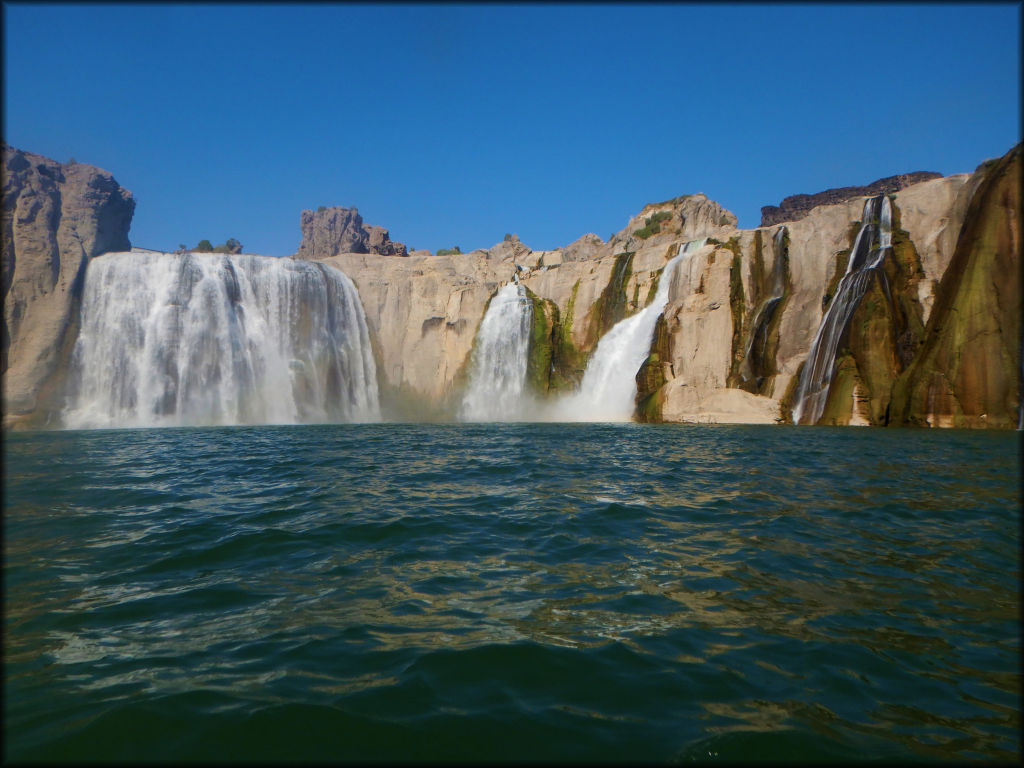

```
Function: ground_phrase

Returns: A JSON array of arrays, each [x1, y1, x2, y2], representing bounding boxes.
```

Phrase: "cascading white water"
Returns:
[[62, 251, 380, 428], [792, 196, 892, 425], [459, 280, 533, 421], [558, 239, 706, 422]]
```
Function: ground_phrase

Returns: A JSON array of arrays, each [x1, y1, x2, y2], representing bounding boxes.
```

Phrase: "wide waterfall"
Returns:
[[62, 251, 380, 428], [459, 280, 533, 421], [559, 239, 706, 421], [792, 196, 892, 425]]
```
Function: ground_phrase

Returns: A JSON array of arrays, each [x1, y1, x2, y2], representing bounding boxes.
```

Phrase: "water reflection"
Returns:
[[3, 424, 1019, 761]]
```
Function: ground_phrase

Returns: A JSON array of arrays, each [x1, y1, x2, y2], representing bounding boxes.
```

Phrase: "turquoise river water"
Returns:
[[3, 423, 1020, 762]]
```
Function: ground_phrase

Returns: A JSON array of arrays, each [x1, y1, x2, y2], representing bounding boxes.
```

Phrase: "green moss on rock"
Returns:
[[584, 252, 634, 350], [524, 285, 585, 395], [726, 251, 746, 386], [634, 313, 671, 422], [817, 352, 859, 425], [889, 144, 1022, 428]]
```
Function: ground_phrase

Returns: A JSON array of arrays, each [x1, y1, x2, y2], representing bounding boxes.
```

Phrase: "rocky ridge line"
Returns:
[[760, 171, 943, 227]]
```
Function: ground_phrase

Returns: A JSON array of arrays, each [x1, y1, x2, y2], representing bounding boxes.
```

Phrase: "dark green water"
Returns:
[[3, 423, 1020, 763]]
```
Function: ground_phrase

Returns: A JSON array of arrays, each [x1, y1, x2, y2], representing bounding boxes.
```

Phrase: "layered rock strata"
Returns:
[[2, 145, 135, 427]]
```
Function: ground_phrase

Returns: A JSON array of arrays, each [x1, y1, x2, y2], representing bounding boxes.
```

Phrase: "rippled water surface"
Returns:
[[4, 424, 1020, 762]]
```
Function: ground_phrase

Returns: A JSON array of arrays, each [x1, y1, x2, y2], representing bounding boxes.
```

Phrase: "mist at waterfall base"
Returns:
[[459, 281, 533, 422], [461, 239, 707, 423], [4, 423, 1018, 762]]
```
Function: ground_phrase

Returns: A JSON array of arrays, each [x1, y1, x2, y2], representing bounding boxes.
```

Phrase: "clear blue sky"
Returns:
[[3, 3, 1020, 256]]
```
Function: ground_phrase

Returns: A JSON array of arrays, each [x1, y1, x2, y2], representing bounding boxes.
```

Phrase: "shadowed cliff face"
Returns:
[[889, 145, 1022, 428], [294, 206, 407, 259], [2, 145, 135, 427]]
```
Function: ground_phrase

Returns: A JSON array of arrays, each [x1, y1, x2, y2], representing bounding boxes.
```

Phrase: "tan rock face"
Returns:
[[892, 174, 974, 322], [660, 385, 780, 424], [654, 243, 737, 415], [320, 250, 513, 415], [2, 146, 134, 427], [328, 172, 1013, 426]]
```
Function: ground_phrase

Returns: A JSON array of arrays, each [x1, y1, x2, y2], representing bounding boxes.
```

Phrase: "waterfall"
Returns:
[[459, 280, 533, 421], [792, 196, 892, 425], [739, 226, 788, 386], [62, 251, 380, 428], [558, 239, 705, 422]]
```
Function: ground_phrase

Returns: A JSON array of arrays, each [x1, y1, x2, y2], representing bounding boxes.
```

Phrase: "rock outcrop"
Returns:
[[294, 206, 407, 259], [2, 145, 135, 427], [760, 171, 943, 227]]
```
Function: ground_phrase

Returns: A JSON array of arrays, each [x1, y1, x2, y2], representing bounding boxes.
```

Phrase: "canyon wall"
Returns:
[[2, 145, 135, 428], [2, 143, 1018, 428], [325, 147, 1018, 427]]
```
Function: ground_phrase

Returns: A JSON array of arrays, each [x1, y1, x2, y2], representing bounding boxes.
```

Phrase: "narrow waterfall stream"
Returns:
[[792, 195, 892, 425], [739, 226, 788, 386], [62, 251, 380, 428], [558, 239, 706, 421], [459, 280, 533, 421]]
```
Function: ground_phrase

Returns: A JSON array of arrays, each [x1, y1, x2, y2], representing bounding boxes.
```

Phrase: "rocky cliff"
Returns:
[[3, 143, 1018, 429], [294, 206, 407, 259], [889, 147, 1022, 428], [2, 145, 135, 427], [760, 172, 943, 227], [328, 146, 1018, 428], [314, 195, 740, 415]]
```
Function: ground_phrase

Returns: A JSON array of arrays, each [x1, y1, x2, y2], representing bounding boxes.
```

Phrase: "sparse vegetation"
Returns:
[[195, 238, 243, 254], [437, 247, 462, 256], [634, 211, 672, 240], [317, 205, 327, 213]]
